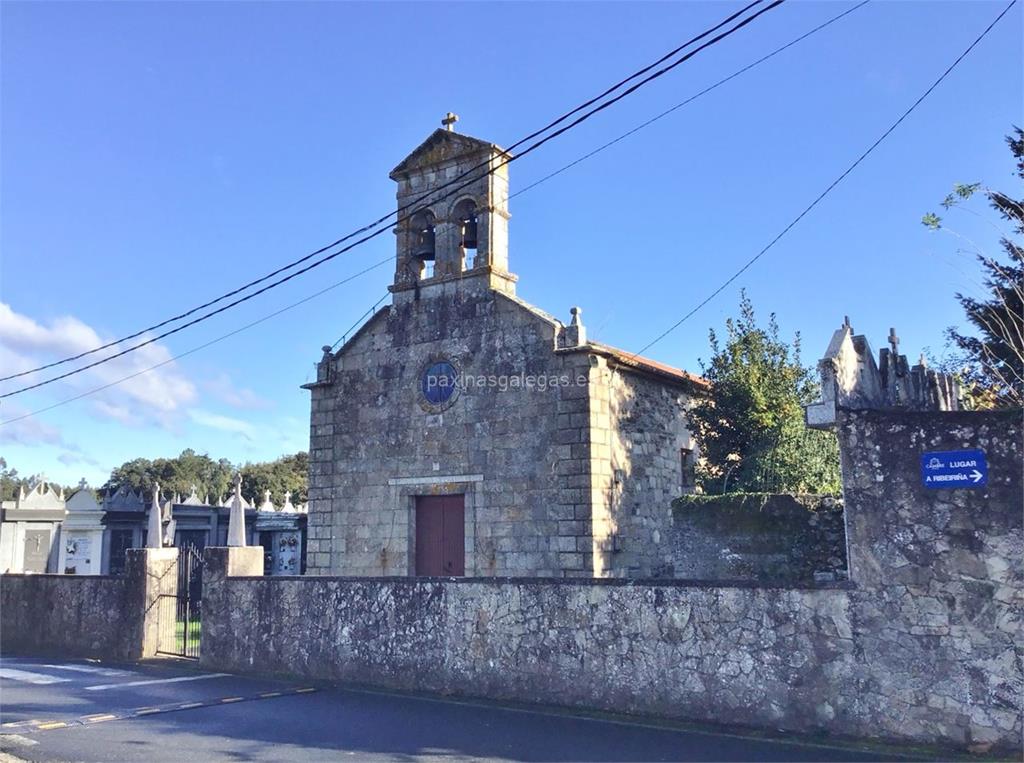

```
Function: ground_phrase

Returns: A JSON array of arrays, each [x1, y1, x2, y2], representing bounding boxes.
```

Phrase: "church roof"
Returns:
[[492, 293, 705, 390], [587, 342, 709, 391], [390, 129, 509, 179]]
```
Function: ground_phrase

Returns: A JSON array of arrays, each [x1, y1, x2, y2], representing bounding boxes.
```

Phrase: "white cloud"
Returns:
[[202, 372, 272, 410], [188, 408, 256, 441], [57, 451, 102, 468], [0, 302, 197, 428], [0, 402, 101, 471], [0, 404, 67, 448]]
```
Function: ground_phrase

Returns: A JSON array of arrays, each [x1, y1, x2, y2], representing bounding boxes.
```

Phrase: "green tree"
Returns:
[[102, 449, 307, 505], [1, 458, 21, 501], [240, 452, 308, 506], [104, 449, 235, 501], [687, 292, 841, 495], [0, 458, 79, 501], [923, 127, 1024, 408]]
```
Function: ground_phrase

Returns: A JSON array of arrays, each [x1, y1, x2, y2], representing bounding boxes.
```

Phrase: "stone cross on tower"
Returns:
[[442, 112, 459, 131], [888, 327, 900, 355]]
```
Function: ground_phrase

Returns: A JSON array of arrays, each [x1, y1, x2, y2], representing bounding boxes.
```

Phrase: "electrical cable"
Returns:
[[0, 0, 773, 384], [631, 0, 1017, 359]]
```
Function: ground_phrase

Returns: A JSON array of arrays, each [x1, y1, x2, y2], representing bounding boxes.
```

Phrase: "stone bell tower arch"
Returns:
[[389, 114, 515, 299]]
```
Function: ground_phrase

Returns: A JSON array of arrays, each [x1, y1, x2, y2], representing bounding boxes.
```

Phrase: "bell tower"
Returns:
[[389, 114, 515, 298]]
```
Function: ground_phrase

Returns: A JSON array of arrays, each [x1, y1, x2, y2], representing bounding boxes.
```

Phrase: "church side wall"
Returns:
[[305, 287, 594, 577], [589, 361, 695, 577]]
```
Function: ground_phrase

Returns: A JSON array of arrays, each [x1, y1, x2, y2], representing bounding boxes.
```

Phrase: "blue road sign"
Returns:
[[921, 449, 988, 489]]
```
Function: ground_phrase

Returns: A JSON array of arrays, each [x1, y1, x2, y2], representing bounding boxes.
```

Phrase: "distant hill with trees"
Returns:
[[100, 449, 309, 505], [0, 458, 79, 502]]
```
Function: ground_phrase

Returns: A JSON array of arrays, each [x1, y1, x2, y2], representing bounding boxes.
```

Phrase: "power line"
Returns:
[[7, 0, 903, 424], [0, 0, 820, 426], [510, 0, 871, 202], [0, 0, 773, 385], [4, 4, 1013, 428], [0, 256, 395, 428], [631, 0, 1017, 359], [331, 293, 390, 352]]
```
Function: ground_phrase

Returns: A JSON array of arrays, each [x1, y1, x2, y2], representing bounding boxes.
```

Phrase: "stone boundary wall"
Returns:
[[670, 494, 847, 583], [201, 576, 859, 734], [834, 408, 1021, 753], [0, 548, 178, 661], [0, 574, 134, 660], [200, 407, 1020, 754], [200, 572, 1013, 753]]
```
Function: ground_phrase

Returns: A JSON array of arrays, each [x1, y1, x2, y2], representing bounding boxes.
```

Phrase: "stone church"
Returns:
[[304, 118, 706, 579]]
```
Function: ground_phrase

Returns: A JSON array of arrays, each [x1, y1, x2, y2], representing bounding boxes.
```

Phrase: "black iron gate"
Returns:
[[157, 545, 203, 658]]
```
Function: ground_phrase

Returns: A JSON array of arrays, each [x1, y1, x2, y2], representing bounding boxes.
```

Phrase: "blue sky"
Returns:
[[1, 1, 1020, 487]]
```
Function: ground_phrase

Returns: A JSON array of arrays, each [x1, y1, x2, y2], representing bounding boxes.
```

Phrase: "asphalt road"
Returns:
[[0, 656, 918, 762]]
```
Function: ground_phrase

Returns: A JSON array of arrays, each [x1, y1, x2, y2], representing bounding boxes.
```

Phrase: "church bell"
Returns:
[[460, 214, 478, 250], [414, 225, 436, 260]]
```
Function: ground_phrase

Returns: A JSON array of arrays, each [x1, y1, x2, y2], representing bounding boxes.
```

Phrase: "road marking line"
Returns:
[[85, 673, 229, 691], [0, 686, 316, 735], [83, 714, 117, 723], [0, 668, 70, 685], [42, 664, 128, 676], [0, 733, 37, 747]]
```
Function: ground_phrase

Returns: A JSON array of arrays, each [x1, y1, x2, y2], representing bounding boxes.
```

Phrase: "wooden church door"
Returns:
[[415, 495, 465, 576]]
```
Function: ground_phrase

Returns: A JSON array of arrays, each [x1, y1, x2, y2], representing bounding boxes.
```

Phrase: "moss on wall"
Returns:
[[669, 493, 847, 582]]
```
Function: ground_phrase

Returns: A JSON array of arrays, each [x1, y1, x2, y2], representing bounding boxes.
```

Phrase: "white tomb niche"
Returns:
[[58, 482, 105, 575], [0, 478, 67, 574]]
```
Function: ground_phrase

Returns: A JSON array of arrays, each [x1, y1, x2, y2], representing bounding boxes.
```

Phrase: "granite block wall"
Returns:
[[835, 407, 1021, 750], [670, 493, 847, 583], [0, 548, 179, 661], [202, 406, 1021, 754], [591, 360, 695, 577], [305, 289, 596, 577], [0, 574, 134, 659]]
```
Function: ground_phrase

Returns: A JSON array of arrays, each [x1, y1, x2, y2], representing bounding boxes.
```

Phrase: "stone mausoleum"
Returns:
[[304, 118, 706, 578]]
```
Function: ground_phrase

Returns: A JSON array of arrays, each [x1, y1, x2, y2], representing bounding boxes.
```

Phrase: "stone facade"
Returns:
[[595, 361, 697, 576], [836, 407, 1021, 750], [205, 355, 1020, 754], [304, 125, 704, 578], [0, 548, 180, 661], [670, 494, 847, 583], [806, 320, 960, 429], [0, 574, 132, 659]]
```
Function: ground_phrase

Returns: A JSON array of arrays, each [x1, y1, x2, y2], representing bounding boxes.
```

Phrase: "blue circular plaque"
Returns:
[[421, 360, 459, 408]]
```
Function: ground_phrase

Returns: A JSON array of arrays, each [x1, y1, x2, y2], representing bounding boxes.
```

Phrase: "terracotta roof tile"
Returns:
[[589, 342, 709, 389]]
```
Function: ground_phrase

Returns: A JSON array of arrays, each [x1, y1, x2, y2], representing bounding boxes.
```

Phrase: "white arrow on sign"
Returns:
[[970, 469, 983, 483]]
